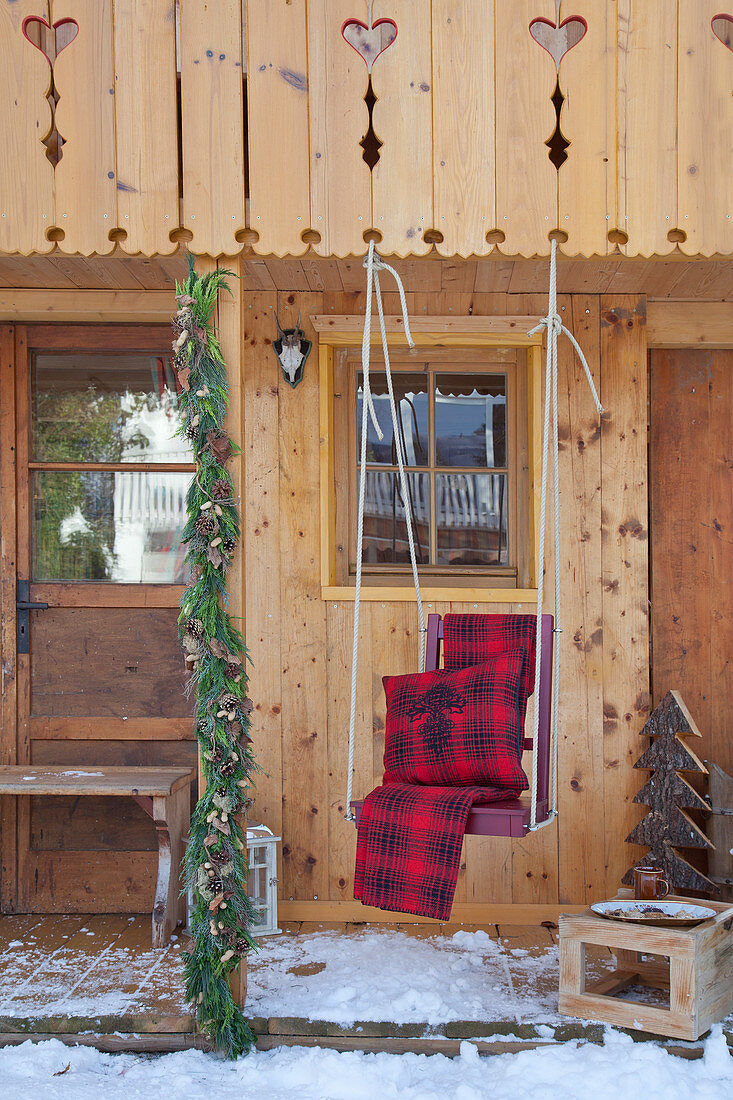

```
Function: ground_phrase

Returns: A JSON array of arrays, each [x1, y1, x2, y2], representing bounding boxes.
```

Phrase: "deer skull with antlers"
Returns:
[[273, 313, 312, 389]]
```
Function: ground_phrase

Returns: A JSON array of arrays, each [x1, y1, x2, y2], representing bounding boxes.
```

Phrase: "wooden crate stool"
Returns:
[[559, 892, 733, 1040]]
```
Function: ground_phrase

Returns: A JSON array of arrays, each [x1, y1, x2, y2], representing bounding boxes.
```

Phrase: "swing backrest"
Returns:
[[425, 612, 554, 810]]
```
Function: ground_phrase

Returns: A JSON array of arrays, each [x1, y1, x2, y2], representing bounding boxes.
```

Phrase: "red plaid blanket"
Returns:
[[353, 782, 518, 920], [443, 613, 537, 728]]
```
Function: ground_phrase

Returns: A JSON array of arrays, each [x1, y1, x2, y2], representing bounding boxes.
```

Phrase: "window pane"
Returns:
[[33, 470, 190, 582], [32, 353, 192, 463], [435, 373, 506, 468], [359, 471, 430, 564], [435, 472, 508, 566], [357, 373, 429, 466]]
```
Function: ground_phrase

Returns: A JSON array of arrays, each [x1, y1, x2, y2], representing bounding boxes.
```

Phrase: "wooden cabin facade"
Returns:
[[0, 1, 731, 926]]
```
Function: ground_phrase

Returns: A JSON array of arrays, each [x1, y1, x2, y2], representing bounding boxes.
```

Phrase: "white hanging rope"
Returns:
[[526, 238, 604, 831], [345, 241, 425, 821]]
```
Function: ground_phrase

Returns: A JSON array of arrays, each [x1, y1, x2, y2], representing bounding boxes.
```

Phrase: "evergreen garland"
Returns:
[[172, 262, 258, 1058]]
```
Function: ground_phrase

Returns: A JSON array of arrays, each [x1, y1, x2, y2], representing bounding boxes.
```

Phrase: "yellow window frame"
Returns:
[[314, 315, 543, 603]]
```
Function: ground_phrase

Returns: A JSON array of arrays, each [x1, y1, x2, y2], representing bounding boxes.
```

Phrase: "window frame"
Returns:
[[343, 350, 518, 579], [316, 316, 543, 603]]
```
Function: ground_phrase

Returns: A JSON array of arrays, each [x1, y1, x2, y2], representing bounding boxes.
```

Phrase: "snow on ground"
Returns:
[[0, 1029, 730, 1100], [247, 928, 567, 1026]]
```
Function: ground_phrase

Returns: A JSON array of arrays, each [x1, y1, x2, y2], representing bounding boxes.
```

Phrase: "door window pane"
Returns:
[[360, 471, 430, 564], [435, 373, 506, 467], [357, 373, 429, 466], [32, 353, 192, 463], [33, 470, 190, 582], [435, 472, 508, 566]]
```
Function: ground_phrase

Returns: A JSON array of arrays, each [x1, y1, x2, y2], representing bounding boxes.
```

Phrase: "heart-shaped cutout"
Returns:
[[342, 18, 397, 73], [22, 16, 79, 66], [712, 14, 733, 51], [529, 16, 587, 71]]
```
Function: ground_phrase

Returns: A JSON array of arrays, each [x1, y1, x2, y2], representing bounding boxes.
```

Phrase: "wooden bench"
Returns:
[[0, 765, 195, 947]]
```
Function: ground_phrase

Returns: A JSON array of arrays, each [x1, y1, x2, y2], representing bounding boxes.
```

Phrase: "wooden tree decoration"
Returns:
[[623, 691, 718, 895]]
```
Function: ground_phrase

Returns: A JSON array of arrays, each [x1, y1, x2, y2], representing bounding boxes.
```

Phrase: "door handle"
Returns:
[[16, 580, 48, 655]]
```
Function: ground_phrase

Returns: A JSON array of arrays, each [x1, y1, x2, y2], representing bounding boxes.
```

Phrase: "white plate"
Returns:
[[590, 899, 716, 927]]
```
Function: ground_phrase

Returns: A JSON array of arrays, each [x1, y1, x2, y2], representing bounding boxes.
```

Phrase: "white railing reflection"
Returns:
[[363, 471, 504, 532]]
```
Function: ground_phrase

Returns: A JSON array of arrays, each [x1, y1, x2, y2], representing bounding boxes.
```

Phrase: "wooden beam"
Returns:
[[312, 315, 542, 343], [0, 323, 18, 912], [322, 586, 538, 603], [0, 290, 175, 322], [279, 900, 584, 923], [646, 302, 733, 348]]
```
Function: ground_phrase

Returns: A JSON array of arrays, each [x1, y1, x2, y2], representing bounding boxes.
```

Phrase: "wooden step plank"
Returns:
[[0, 915, 46, 954], [0, 916, 94, 1011], [2, 915, 132, 1015]]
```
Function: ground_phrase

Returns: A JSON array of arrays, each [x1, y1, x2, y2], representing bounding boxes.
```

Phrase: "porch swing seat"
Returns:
[[350, 612, 554, 839]]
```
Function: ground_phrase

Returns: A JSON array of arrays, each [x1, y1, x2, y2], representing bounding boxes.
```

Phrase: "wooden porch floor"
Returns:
[[0, 916, 729, 1056]]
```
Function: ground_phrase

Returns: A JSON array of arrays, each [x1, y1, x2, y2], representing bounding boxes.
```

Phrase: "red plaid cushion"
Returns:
[[382, 652, 528, 791], [443, 613, 537, 728], [354, 783, 518, 920]]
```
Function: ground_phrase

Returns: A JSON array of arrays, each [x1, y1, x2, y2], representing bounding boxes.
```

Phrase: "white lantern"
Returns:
[[246, 824, 282, 936]]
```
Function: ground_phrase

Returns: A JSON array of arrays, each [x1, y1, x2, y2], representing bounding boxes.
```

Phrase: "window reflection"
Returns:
[[354, 368, 510, 570], [357, 373, 429, 466], [33, 471, 190, 583], [435, 473, 508, 566], [32, 353, 192, 464], [435, 374, 506, 467], [359, 471, 430, 565]]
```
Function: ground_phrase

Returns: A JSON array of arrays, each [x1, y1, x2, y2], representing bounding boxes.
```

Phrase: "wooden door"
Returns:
[[4, 324, 195, 913], [649, 349, 732, 776]]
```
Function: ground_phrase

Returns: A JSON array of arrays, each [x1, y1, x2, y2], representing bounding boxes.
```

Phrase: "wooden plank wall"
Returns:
[[0, 2, 731, 259], [241, 282, 651, 918], [649, 350, 733, 779]]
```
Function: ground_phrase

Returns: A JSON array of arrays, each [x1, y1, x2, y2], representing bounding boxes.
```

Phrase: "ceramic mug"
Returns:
[[634, 865, 670, 901]]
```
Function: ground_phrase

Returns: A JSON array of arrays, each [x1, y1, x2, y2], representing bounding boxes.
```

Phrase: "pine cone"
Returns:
[[211, 479, 232, 500], [219, 693, 239, 713], [185, 422, 198, 442], [196, 717, 211, 736], [222, 536, 236, 558], [208, 846, 230, 867], [187, 618, 205, 640], [195, 513, 217, 538], [225, 662, 241, 680], [219, 758, 237, 777]]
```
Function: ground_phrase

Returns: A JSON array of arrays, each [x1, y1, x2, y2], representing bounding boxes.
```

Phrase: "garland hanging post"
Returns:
[[172, 258, 258, 1058]]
